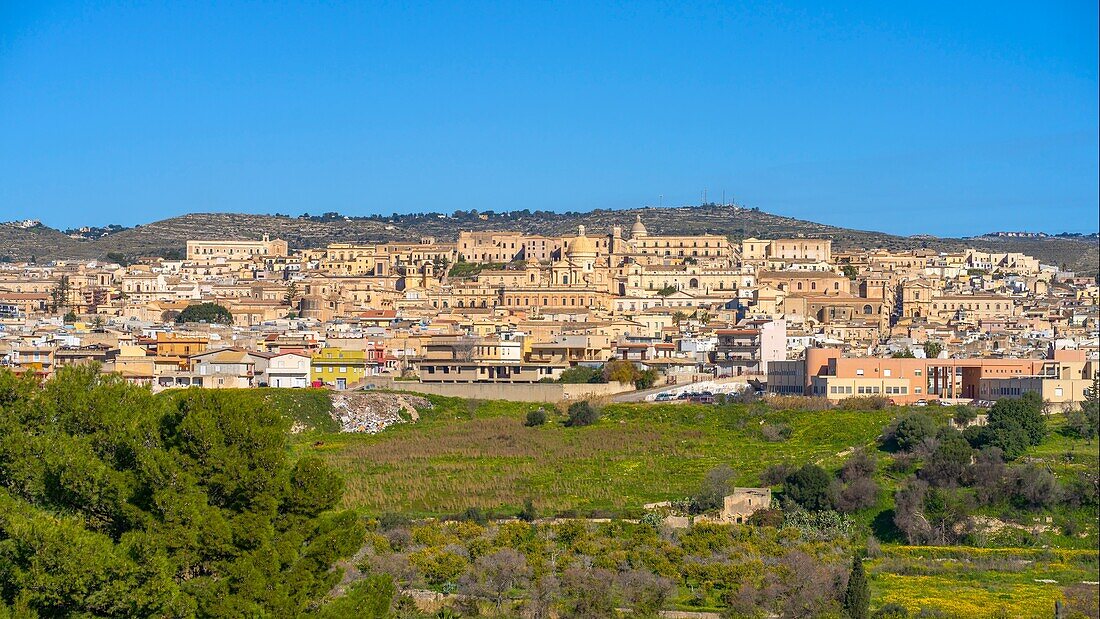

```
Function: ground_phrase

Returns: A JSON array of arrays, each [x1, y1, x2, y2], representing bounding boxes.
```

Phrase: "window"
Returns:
[[1055, 387, 1063, 397], [883, 369, 892, 377], [856, 369, 864, 376]]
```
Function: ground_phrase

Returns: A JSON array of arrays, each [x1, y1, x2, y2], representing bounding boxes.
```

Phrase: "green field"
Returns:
[[293, 395, 897, 516]]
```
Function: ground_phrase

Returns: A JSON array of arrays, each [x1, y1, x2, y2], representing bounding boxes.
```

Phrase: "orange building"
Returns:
[[769, 348, 1095, 406]]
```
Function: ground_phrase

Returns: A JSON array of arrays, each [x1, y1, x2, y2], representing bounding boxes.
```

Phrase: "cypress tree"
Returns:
[[843, 554, 870, 619]]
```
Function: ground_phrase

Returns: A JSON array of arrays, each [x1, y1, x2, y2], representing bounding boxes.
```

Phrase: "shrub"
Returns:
[[889, 413, 937, 452], [872, 603, 909, 618], [525, 409, 547, 427], [564, 401, 600, 427], [602, 359, 641, 385], [784, 464, 834, 511], [836, 477, 880, 513], [747, 508, 783, 528], [841, 448, 877, 482], [457, 507, 490, 525], [838, 395, 890, 410], [518, 499, 538, 522], [760, 463, 797, 486], [761, 423, 792, 442], [951, 405, 978, 427], [558, 365, 602, 384], [920, 428, 973, 488]]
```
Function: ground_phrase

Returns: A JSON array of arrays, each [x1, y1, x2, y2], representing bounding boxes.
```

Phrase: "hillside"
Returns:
[[3, 205, 1097, 274], [288, 392, 1098, 618]]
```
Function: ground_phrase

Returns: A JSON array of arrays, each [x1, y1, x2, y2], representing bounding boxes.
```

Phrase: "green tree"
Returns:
[[308, 574, 395, 618], [843, 556, 870, 619], [0, 366, 363, 616], [921, 428, 973, 487], [558, 366, 603, 384], [922, 341, 944, 359], [284, 281, 301, 307], [49, 275, 71, 313], [891, 413, 937, 452], [891, 349, 916, 358], [972, 392, 1046, 458], [176, 302, 234, 325], [692, 464, 736, 513], [842, 265, 859, 280], [602, 359, 641, 385], [784, 464, 834, 511], [1065, 374, 1099, 443]]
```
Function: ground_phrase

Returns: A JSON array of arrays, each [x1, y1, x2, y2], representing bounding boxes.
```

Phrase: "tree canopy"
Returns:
[[0, 366, 362, 617], [176, 302, 234, 325]]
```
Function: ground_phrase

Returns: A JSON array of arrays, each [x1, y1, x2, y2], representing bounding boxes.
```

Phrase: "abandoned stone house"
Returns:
[[720, 487, 772, 524]]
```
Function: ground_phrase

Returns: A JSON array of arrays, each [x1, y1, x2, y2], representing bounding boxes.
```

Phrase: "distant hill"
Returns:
[[2, 205, 1097, 275]]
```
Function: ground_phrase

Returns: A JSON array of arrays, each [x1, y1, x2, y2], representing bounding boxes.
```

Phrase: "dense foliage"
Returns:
[[0, 367, 362, 617], [175, 302, 234, 325]]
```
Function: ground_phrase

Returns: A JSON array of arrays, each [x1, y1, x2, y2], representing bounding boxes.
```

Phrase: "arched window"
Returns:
[[863, 304, 873, 315], [689, 278, 699, 288]]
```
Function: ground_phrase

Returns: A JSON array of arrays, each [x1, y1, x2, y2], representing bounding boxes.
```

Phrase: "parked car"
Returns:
[[914, 399, 928, 407], [654, 392, 675, 402]]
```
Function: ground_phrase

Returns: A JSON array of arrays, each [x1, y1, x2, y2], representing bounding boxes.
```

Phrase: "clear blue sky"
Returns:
[[1, 1, 1097, 236]]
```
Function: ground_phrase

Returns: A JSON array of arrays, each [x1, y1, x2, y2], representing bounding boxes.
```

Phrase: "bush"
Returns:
[[966, 395, 1046, 460], [836, 477, 880, 513], [525, 409, 547, 427], [518, 499, 537, 522], [951, 406, 978, 427], [761, 423, 792, 442], [889, 413, 937, 452], [838, 395, 890, 410], [872, 602, 909, 618], [635, 368, 659, 390], [457, 507, 489, 525], [564, 401, 600, 427], [558, 366, 603, 384], [602, 359, 641, 385], [747, 508, 783, 528], [784, 464, 834, 511]]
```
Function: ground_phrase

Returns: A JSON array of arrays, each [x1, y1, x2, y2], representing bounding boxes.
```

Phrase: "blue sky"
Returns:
[[1, 1, 1097, 236]]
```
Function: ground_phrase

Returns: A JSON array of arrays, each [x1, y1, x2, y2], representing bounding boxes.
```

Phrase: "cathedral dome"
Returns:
[[568, 225, 598, 256], [630, 214, 648, 238]]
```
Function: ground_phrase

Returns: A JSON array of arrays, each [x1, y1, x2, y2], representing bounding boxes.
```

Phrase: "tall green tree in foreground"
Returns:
[[0, 365, 362, 617], [843, 555, 870, 619]]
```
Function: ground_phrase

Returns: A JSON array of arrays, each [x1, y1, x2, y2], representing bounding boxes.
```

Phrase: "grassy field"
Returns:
[[870, 546, 1098, 618], [293, 395, 896, 517]]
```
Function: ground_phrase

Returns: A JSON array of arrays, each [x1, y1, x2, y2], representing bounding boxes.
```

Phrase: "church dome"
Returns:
[[568, 225, 598, 256], [630, 214, 648, 238]]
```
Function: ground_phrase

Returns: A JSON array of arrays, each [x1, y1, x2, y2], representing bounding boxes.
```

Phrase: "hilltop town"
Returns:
[[2, 211, 1096, 408]]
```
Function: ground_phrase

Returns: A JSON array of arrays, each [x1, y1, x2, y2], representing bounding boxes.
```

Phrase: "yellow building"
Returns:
[[310, 348, 368, 388]]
